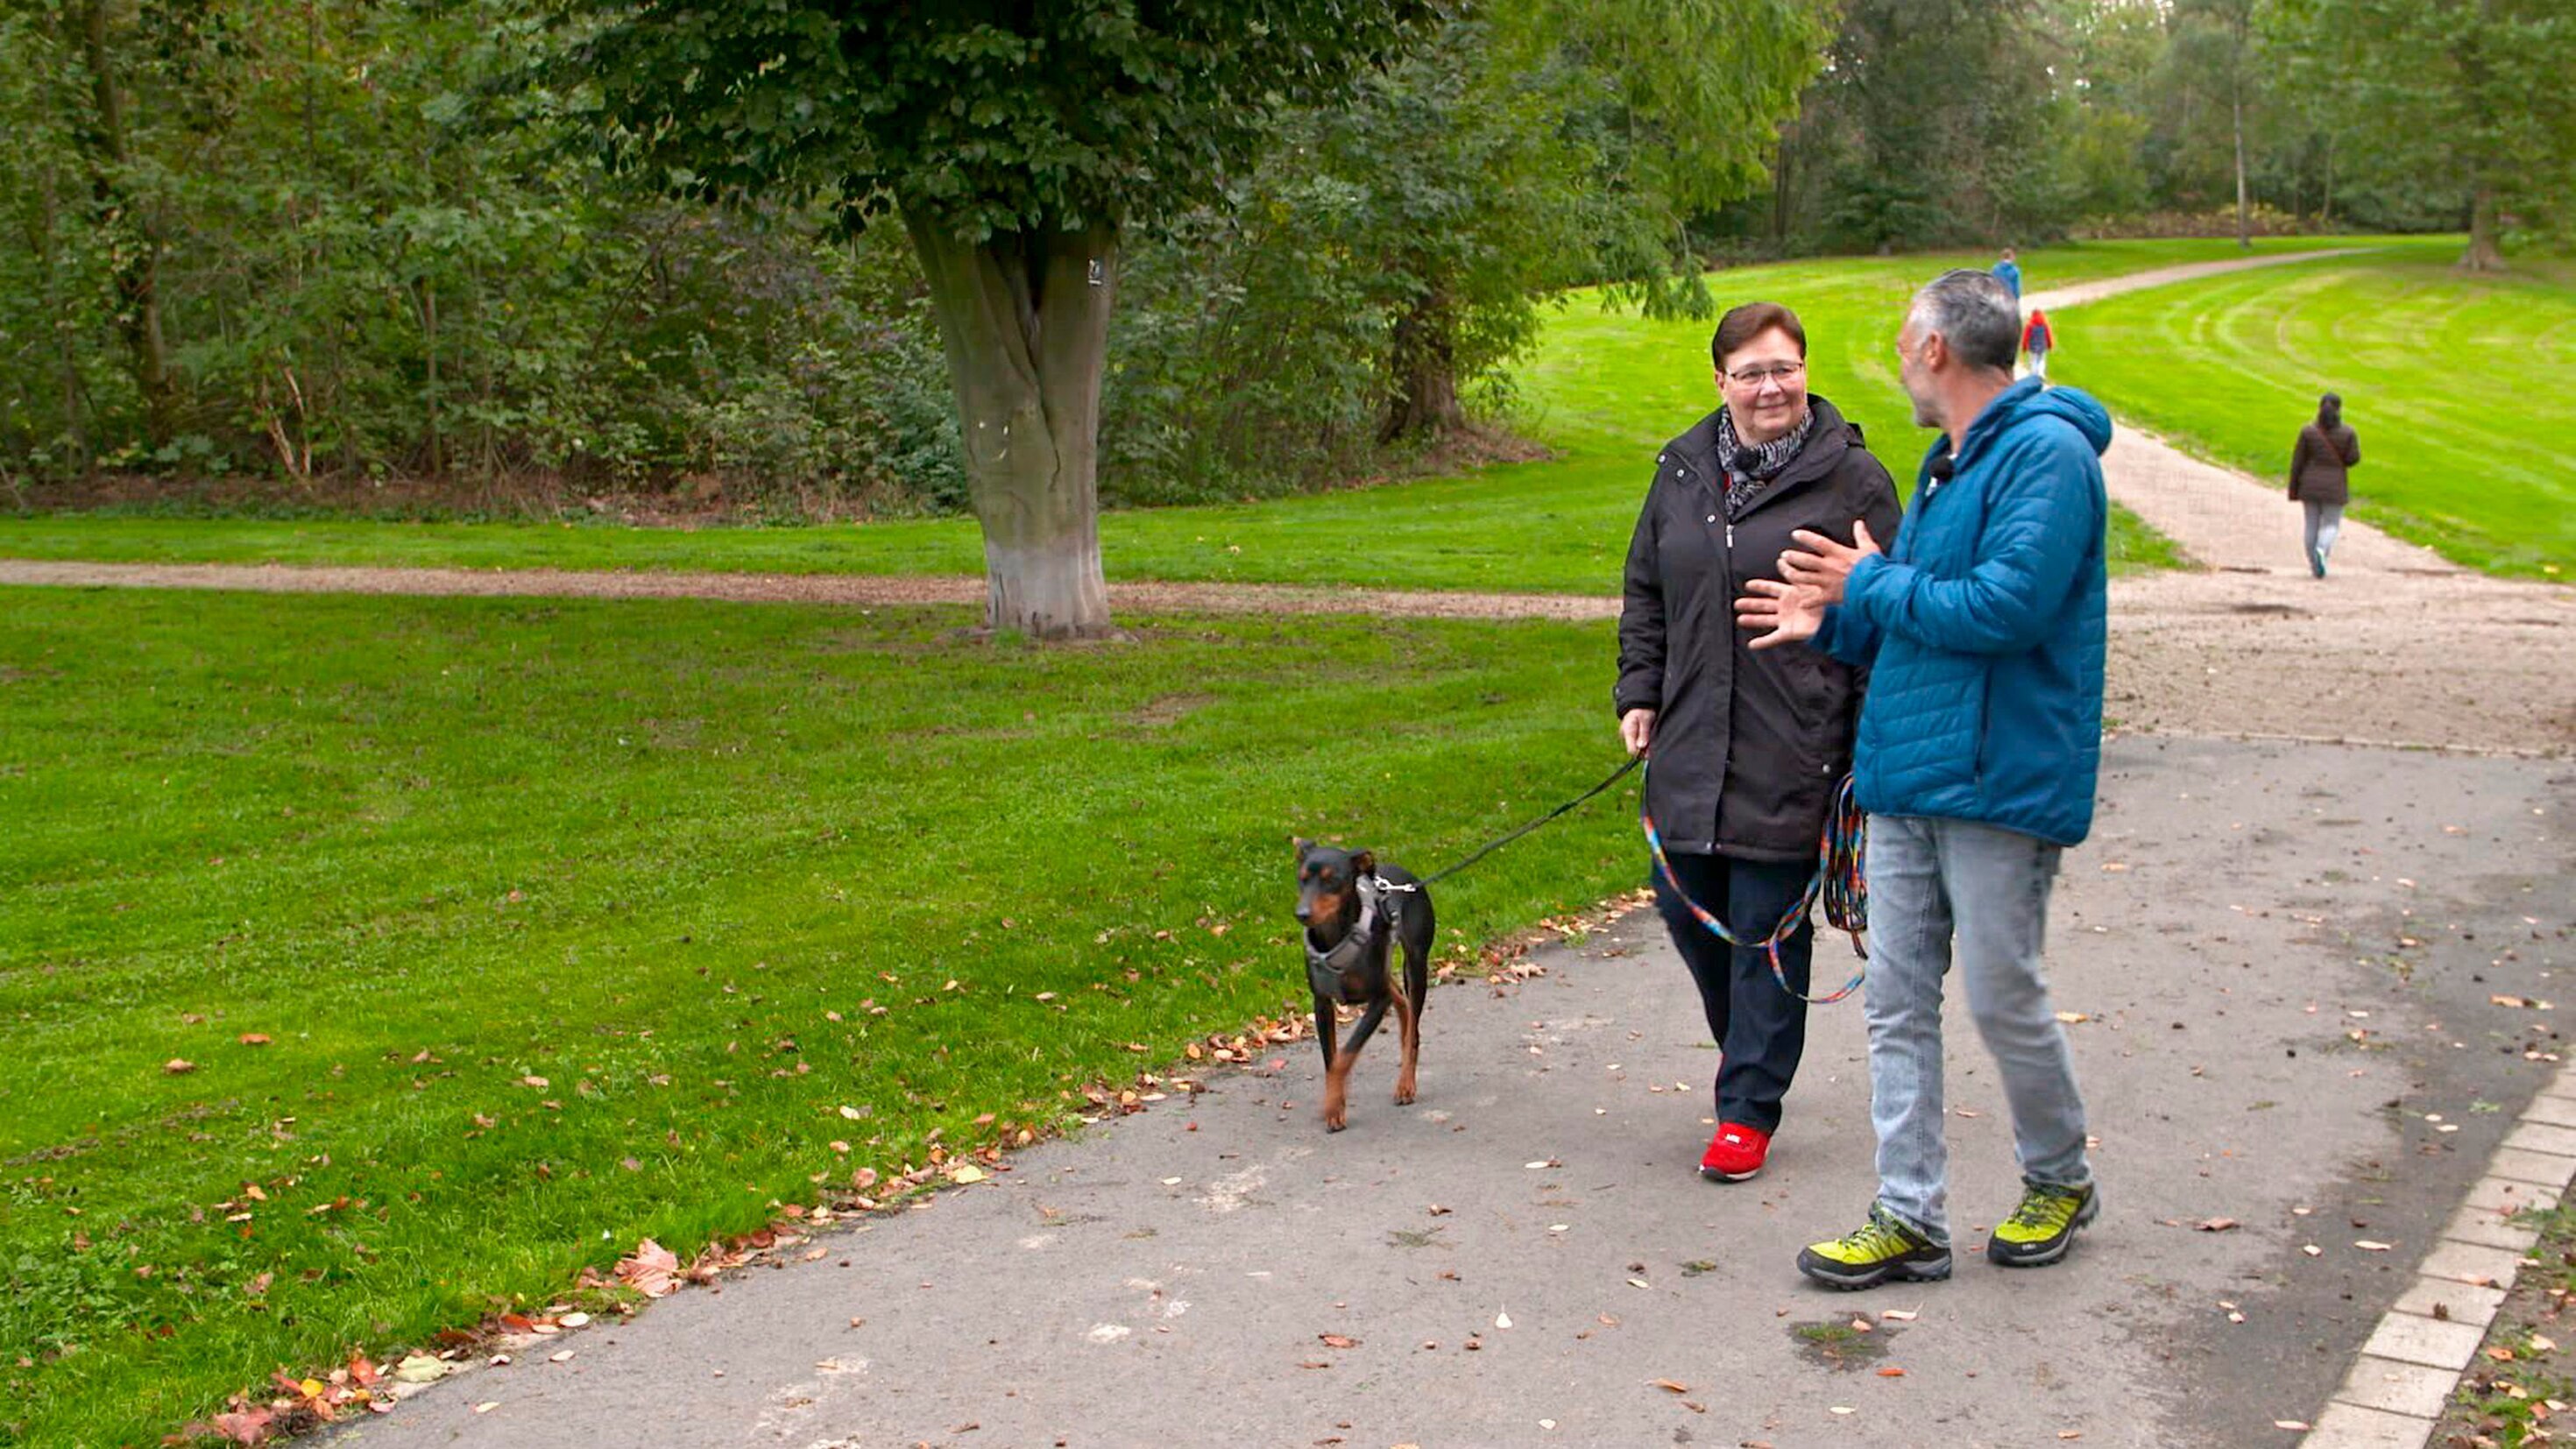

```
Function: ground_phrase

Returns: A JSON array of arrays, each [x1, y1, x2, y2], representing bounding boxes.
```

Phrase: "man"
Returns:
[[1992, 246, 2022, 302], [1735, 269, 2112, 1290]]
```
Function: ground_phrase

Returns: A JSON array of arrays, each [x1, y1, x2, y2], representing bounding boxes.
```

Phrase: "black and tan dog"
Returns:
[[1293, 838, 1435, 1132]]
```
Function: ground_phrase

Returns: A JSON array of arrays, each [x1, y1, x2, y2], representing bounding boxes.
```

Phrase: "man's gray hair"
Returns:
[[1907, 269, 2020, 372]]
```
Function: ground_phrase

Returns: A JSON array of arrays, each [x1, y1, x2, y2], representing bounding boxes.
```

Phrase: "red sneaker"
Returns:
[[1700, 1123, 1772, 1182]]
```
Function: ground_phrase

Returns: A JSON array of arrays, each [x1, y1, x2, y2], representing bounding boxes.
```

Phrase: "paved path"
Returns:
[[321, 739, 2575, 1448]]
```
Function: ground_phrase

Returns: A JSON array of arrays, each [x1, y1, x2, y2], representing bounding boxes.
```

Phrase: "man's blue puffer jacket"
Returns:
[[1811, 378, 2112, 846]]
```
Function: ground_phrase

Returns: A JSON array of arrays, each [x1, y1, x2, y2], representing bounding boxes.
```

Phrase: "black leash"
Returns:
[[1408, 754, 1644, 887]]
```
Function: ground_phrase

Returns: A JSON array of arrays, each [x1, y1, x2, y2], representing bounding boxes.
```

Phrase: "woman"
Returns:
[[1614, 301, 1902, 1183], [2289, 392, 2361, 577]]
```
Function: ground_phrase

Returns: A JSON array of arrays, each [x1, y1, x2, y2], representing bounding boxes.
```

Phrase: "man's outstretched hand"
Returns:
[[1735, 577, 1827, 651], [1778, 518, 1881, 605]]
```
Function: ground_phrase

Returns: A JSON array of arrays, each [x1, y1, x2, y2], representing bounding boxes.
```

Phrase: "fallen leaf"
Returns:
[[2054, 1012, 2091, 1024], [2354, 1240, 2392, 1252], [238, 1034, 272, 1046], [1878, 1367, 1906, 1378], [473, 1402, 499, 1414], [2495, 995, 2530, 1008], [616, 1238, 682, 1298], [393, 1354, 452, 1384], [164, 1059, 196, 1075], [1879, 1309, 1919, 1322], [2301, 1245, 2322, 1257], [2272, 1423, 2311, 1432], [2197, 1218, 2240, 1233], [1319, 1333, 1360, 1349], [1652, 1379, 1689, 1394]]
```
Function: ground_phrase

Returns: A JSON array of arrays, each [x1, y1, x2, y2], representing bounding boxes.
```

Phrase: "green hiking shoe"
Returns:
[[1796, 1205, 1953, 1290], [1988, 1182, 2098, 1269]]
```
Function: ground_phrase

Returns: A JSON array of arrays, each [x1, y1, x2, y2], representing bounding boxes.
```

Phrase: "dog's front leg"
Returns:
[[1325, 1000, 1389, 1132], [1313, 994, 1346, 1131], [1390, 989, 1419, 1106]]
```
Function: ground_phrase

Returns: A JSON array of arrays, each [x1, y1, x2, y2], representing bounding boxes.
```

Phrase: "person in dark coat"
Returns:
[[2289, 392, 2361, 577], [1616, 301, 1903, 1183]]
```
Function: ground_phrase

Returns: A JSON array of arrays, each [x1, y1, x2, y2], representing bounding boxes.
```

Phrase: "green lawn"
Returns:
[[0, 588, 1658, 1445], [0, 234, 2326, 591], [2051, 237, 2575, 578]]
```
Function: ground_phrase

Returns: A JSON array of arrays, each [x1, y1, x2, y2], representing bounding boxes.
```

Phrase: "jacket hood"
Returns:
[[1954, 378, 2112, 470]]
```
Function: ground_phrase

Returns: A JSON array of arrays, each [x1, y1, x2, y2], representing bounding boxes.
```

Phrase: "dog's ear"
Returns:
[[1293, 836, 1313, 862], [1350, 849, 1376, 876]]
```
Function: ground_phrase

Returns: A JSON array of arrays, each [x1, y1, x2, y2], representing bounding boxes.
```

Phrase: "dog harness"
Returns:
[[1305, 875, 1404, 1004]]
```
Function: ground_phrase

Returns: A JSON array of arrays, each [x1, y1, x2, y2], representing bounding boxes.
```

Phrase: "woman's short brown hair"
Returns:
[[1710, 302, 1807, 371]]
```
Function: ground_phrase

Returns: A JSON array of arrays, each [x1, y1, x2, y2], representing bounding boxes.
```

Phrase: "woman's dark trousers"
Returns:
[[1652, 850, 1815, 1134]]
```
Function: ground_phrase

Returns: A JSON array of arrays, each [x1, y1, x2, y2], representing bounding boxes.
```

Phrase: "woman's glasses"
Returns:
[[1726, 360, 1806, 387]]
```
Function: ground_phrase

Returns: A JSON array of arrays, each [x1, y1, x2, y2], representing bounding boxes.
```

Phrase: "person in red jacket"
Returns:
[[2021, 307, 2054, 383]]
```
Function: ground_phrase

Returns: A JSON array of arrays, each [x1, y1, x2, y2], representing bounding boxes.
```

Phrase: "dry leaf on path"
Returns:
[[616, 1238, 681, 1298], [1318, 1333, 1359, 1349], [1652, 1379, 1688, 1394], [2196, 1218, 2240, 1233]]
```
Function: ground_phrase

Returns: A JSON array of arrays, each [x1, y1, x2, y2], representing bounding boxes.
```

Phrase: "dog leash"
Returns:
[[1398, 753, 1645, 889], [1641, 759, 1871, 1004]]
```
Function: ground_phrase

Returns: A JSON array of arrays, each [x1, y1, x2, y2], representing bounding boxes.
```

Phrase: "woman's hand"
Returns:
[[1619, 708, 1656, 758]]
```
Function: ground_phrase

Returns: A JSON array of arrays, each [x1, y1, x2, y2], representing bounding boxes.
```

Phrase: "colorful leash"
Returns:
[[1640, 758, 1871, 1004]]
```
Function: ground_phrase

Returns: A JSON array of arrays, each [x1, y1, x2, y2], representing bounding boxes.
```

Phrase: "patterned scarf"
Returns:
[[1715, 405, 1815, 518]]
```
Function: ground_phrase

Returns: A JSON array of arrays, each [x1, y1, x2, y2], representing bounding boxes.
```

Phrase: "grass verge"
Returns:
[[0, 586, 1645, 1444]]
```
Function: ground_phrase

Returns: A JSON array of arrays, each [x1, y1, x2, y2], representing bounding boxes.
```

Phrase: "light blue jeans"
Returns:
[[2303, 500, 2343, 576], [1862, 814, 2091, 1245]]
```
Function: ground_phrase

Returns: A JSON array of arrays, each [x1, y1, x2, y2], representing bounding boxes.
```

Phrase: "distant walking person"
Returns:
[[2021, 308, 2053, 383], [2288, 392, 2361, 578], [1992, 246, 2022, 302]]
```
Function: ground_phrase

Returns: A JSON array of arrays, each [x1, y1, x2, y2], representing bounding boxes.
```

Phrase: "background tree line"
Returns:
[[1, 0, 2565, 516]]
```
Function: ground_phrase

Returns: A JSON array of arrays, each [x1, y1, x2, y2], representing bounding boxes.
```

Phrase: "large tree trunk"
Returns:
[[80, 0, 174, 448], [1379, 282, 1464, 442], [904, 209, 1116, 639], [2459, 186, 2507, 272]]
